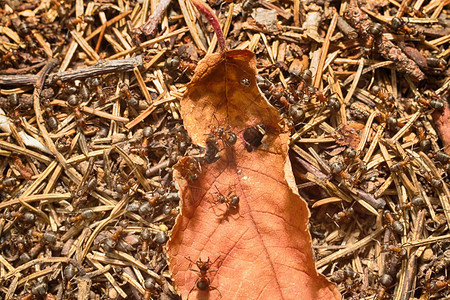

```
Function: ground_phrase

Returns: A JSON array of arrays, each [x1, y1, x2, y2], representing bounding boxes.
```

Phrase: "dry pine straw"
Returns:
[[0, 0, 448, 299]]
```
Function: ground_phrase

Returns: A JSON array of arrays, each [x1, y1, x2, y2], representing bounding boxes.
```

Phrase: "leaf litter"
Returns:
[[167, 49, 340, 299]]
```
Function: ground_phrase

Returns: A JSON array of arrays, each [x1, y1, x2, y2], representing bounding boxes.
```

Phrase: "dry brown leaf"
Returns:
[[432, 101, 450, 154], [332, 122, 364, 149], [167, 49, 339, 299]]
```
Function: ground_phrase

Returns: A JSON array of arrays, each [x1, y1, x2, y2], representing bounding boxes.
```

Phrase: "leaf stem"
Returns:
[[191, 0, 226, 52]]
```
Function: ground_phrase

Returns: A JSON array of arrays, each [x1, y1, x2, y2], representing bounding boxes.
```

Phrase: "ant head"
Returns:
[[196, 257, 211, 269]]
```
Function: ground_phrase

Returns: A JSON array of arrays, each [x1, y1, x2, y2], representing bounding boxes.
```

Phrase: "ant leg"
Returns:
[[185, 256, 196, 266], [209, 285, 223, 299], [210, 256, 221, 267], [186, 278, 199, 300]]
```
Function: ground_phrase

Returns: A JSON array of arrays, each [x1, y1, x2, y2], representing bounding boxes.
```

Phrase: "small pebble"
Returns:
[[421, 248, 434, 262]]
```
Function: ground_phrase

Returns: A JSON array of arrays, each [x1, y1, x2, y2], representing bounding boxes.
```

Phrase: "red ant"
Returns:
[[177, 157, 202, 182], [382, 243, 407, 258], [363, 23, 383, 53], [42, 98, 58, 130], [203, 117, 237, 163], [390, 17, 419, 37], [88, 77, 106, 104], [375, 274, 393, 300], [179, 60, 197, 72], [415, 95, 444, 111], [332, 207, 354, 223], [204, 134, 221, 164], [143, 278, 157, 300], [210, 185, 240, 210], [0, 177, 17, 191], [68, 209, 94, 224], [186, 256, 222, 299], [390, 156, 412, 173], [415, 120, 431, 152], [103, 219, 129, 252], [427, 56, 447, 71], [371, 85, 395, 107], [116, 178, 137, 194], [138, 126, 154, 157], [330, 161, 359, 185], [211, 125, 237, 148], [139, 228, 151, 262], [119, 82, 139, 109], [425, 279, 450, 295], [67, 94, 87, 129], [384, 210, 404, 235], [267, 83, 290, 108], [209, 115, 237, 148]]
